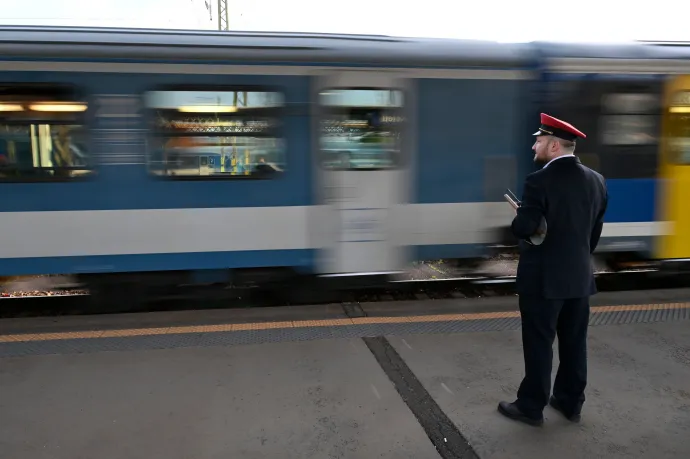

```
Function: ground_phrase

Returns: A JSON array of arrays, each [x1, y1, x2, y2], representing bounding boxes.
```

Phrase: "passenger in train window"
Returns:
[[252, 157, 280, 177], [0, 86, 91, 180], [497, 113, 608, 427]]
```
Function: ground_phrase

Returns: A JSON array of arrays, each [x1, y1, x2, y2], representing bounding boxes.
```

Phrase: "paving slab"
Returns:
[[0, 339, 439, 459], [388, 320, 690, 459]]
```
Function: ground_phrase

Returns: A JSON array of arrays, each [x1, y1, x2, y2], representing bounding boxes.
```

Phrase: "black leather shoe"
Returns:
[[549, 396, 581, 422], [497, 401, 544, 427]]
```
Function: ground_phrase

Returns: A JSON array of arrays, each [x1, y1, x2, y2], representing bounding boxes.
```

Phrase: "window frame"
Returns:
[[142, 84, 287, 181], [596, 89, 663, 179], [538, 77, 663, 179]]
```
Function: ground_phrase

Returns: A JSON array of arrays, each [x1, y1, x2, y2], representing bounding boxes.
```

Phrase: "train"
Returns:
[[0, 26, 689, 301]]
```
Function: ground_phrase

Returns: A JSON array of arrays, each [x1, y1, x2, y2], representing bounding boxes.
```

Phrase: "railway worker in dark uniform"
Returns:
[[497, 113, 608, 427]]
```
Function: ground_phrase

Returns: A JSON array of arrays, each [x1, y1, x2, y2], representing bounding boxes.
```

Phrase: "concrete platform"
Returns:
[[1, 296, 689, 458], [0, 339, 439, 459], [388, 320, 690, 459]]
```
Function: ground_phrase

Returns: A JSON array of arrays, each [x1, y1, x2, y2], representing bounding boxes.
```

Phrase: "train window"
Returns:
[[0, 84, 91, 181], [600, 93, 659, 146], [319, 88, 404, 170], [666, 91, 690, 165], [602, 93, 658, 114], [600, 115, 657, 145], [597, 90, 662, 179], [144, 88, 285, 178]]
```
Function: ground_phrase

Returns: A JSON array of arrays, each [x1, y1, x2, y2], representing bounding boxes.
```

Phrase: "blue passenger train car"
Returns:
[[1, 26, 689, 299], [0, 26, 534, 295]]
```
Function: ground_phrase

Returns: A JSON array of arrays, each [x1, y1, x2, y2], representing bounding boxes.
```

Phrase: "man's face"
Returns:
[[532, 135, 554, 164]]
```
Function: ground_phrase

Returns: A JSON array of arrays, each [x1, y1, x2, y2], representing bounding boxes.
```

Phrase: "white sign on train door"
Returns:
[[310, 70, 414, 276]]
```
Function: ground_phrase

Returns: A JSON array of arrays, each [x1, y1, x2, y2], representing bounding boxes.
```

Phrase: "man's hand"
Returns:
[[511, 173, 547, 241]]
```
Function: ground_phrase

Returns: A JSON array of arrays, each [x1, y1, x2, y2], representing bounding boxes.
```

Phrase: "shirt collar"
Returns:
[[543, 154, 575, 169]]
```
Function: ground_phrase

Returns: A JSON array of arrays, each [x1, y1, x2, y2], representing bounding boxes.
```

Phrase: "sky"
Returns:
[[2, 0, 689, 43]]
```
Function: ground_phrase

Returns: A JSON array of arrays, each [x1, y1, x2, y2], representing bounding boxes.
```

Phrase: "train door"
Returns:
[[656, 76, 690, 261], [311, 71, 412, 275]]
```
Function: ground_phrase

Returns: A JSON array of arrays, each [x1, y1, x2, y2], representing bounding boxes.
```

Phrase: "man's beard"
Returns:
[[533, 154, 546, 167]]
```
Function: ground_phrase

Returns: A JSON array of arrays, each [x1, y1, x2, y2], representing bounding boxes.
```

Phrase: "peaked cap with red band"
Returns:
[[533, 113, 586, 142]]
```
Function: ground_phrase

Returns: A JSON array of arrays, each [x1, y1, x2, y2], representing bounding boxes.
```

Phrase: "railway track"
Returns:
[[1, 268, 686, 319]]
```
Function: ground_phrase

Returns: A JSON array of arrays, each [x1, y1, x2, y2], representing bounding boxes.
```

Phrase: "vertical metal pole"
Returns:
[[217, 0, 229, 30]]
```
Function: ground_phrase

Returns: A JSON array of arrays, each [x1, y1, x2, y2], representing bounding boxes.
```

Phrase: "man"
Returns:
[[497, 113, 608, 427]]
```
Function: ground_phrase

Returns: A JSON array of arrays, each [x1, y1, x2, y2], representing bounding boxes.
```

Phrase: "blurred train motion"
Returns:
[[1, 26, 690, 301]]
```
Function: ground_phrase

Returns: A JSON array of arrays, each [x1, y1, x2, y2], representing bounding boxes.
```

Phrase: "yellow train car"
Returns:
[[656, 75, 690, 264]]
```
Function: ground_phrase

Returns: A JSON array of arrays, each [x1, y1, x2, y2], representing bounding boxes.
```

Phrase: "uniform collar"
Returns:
[[543, 154, 576, 169]]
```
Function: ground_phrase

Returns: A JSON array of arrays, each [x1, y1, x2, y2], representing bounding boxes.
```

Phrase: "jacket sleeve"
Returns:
[[511, 173, 546, 241], [590, 187, 608, 254]]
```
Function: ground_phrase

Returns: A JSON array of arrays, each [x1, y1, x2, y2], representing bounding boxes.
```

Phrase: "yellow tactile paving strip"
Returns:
[[1, 302, 688, 344]]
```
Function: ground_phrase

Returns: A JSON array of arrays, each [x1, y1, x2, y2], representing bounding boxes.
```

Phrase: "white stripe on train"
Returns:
[[0, 204, 664, 259]]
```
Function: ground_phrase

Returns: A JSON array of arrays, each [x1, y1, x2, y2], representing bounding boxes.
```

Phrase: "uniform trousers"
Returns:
[[514, 294, 590, 419]]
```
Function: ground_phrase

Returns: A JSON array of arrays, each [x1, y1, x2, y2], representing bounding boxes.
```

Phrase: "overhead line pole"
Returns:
[[217, 0, 229, 31]]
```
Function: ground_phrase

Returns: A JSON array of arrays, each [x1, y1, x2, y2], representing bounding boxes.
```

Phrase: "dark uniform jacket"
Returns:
[[511, 156, 608, 299]]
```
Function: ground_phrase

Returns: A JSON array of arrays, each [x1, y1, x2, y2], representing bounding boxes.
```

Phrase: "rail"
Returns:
[[0, 268, 686, 319]]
